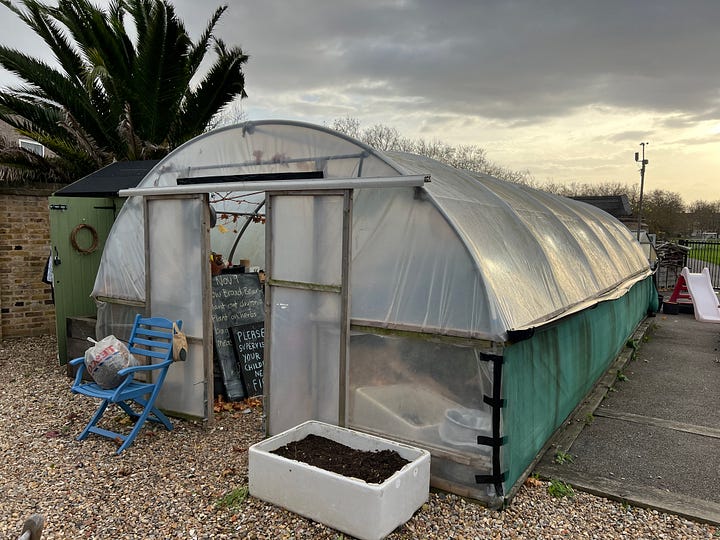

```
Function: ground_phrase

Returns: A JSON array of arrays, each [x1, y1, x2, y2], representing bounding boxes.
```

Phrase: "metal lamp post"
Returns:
[[635, 142, 649, 240]]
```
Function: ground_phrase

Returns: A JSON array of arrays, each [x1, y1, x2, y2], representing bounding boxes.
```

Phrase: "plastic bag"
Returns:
[[84, 335, 139, 389]]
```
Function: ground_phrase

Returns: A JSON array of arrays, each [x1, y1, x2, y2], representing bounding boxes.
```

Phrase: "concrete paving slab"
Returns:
[[535, 312, 720, 525], [559, 416, 720, 503], [600, 314, 720, 429]]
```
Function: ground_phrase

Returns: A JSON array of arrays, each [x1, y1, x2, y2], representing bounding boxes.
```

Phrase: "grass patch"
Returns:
[[216, 486, 249, 509], [554, 450, 574, 465], [548, 479, 574, 498], [689, 243, 720, 266]]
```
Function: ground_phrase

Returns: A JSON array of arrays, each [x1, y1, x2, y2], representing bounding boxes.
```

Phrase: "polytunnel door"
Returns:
[[265, 191, 351, 435], [145, 195, 211, 420]]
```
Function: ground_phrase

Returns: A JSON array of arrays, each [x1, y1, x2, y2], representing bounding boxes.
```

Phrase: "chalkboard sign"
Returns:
[[211, 273, 264, 400], [230, 322, 264, 397]]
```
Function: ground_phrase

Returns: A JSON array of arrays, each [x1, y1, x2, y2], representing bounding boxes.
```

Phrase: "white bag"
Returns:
[[84, 335, 138, 389]]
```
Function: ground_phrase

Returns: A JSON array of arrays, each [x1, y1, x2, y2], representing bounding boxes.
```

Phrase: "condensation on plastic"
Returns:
[[346, 332, 496, 500], [268, 288, 341, 433], [271, 195, 343, 286], [350, 186, 489, 336], [93, 120, 650, 343], [147, 197, 206, 418]]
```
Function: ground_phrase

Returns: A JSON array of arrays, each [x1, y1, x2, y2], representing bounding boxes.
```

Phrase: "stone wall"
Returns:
[[0, 185, 61, 339]]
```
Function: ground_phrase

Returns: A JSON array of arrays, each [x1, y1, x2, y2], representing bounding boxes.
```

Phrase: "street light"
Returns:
[[634, 142, 649, 241]]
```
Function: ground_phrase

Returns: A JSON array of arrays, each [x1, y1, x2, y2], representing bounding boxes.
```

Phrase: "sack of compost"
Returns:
[[84, 335, 138, 389]]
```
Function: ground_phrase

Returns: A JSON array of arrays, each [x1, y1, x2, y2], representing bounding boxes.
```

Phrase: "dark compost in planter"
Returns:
[[270, 434, 411, 484]]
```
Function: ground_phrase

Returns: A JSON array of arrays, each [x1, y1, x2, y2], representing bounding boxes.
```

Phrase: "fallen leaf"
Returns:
[[524, 476, 544, 488]]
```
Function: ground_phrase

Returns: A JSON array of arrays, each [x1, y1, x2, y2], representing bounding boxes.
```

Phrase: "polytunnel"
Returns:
[[92, 120, 656, 506]]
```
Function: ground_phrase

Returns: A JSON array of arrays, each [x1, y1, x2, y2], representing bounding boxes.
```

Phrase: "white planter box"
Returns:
[[249, 420, 430, 540]]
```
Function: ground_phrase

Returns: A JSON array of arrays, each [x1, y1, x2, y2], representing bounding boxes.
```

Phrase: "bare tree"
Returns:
[[642, 189, 686, 238], [329, 117, 361, 140], [327, 117, 695, 240], [328, 116, 534, 184], [541, 180, 635, 198], [687, 200, 720, 236]]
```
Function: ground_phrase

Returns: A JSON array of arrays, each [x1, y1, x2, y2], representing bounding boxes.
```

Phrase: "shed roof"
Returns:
[[54, 160, 160, 197], [571, 195, 633, 218]]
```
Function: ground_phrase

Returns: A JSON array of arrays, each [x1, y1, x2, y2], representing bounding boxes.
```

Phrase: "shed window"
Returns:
[[18, 139, 45, 157]]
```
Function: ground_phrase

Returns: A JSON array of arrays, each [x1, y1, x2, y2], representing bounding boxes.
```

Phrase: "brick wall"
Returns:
[[0, 185, 61, 339]]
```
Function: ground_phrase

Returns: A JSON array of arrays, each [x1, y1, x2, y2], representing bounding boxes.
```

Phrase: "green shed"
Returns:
[[48, 160, 159, 364]]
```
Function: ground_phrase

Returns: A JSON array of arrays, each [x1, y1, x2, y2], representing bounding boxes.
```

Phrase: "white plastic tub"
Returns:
[[352, 384, 461, 441], [248, 420, 430, 540]]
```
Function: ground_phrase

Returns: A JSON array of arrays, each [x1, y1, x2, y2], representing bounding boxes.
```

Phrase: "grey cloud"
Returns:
[[203, 0, 720, 123], [2, 0, 719, 126]]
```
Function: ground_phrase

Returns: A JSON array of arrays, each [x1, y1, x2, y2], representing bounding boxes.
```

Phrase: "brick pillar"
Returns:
[[0, 185, 62, 339]]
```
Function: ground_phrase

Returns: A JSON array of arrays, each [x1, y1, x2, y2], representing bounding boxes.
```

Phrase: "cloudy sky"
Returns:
[[1, 0, 719, 203]]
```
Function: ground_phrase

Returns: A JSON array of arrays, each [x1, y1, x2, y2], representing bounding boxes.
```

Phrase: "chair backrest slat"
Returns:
[[134, 327, 173, 340], [131, 337, 171, 350], [125, 315, 182, 364], [129, 346, 171, 360], [136, 316, 174, 330]]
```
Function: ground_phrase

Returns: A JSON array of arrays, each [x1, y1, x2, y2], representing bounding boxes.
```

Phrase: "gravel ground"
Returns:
[[1, 335, 717, 539]]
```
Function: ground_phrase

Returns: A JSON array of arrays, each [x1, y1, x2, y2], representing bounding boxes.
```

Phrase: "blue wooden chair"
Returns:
[[69, 315, 181, 453]]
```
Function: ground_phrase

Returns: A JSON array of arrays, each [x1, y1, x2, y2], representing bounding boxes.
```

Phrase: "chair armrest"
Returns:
[[69, 357, 86, 387], [110, 360, 173, 401], [117, 360, 172, 377]]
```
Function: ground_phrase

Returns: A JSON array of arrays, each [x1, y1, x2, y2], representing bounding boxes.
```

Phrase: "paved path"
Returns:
[[535, 311, 720, 525]]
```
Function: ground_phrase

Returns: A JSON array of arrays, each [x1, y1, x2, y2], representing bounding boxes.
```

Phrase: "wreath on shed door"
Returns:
[[70, 223, 99, 254]]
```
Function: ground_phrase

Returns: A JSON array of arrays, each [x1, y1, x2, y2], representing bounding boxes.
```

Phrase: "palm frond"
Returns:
[[186, 5, 227, 75], [0, 0, 248, 184], [0, 135, 77, 184], [0, 46, 116, 148], [174, 41, 248, 144]]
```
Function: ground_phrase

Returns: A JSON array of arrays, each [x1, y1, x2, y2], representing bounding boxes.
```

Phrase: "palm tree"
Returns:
[[0, 0, 248, 184]]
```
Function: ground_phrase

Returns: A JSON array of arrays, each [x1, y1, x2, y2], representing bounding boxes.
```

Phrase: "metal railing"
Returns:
[[678, 239, 720, 288]]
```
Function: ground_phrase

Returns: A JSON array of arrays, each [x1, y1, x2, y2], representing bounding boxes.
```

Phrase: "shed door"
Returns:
[[265, 191, 352, 435], [48, 195, 119, 364]]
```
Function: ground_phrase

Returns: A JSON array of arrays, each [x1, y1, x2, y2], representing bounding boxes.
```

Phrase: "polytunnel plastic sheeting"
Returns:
[[93, 119, 651, 343], [92, 121, 400, 302], [350, 186, 493, 337], [383, 152, 652, 336]]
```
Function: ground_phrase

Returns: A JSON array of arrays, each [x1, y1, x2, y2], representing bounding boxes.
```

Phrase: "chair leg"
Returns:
[[116, 401, 141, 420], [117, 397, 173, 430], [133, 397, 173, 431], [116, 402, 158, 454], [78, 399, 110, 441]]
